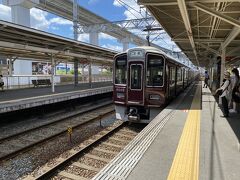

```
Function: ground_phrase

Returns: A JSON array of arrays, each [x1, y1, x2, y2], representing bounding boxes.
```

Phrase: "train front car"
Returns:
[[113, 47, 166, 123]]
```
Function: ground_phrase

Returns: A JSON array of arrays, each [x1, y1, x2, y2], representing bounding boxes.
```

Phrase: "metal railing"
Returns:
[[2, 74, 113, 90]]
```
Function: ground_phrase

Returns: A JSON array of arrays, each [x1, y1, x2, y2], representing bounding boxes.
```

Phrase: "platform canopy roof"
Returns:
[[0, 20, 117, 65], [138, 0, 240, 67]]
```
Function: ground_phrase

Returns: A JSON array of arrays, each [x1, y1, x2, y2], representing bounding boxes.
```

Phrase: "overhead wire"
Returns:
[[116, 0, 140, 19], [116, 0, 176, 52], [117, 0, 145, 18]]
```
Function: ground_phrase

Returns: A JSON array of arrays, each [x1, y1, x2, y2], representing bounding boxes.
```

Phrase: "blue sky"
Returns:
[[80, 0, 126, 21], [0, 0, 180, 53]]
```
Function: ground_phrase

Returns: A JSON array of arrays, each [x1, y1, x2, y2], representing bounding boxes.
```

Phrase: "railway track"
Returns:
[[24, 121, 139, 180], [0, 103, 114, 161]]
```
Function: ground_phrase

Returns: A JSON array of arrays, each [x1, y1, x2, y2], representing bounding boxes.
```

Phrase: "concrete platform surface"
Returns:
[[93, 82, 240, 180], [0, 82, 112, 114], [0, 82, 112, 102]]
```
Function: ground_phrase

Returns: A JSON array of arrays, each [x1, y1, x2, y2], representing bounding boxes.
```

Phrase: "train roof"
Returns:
[[126, 46, 165, 54], [120, 46, 192, 69]]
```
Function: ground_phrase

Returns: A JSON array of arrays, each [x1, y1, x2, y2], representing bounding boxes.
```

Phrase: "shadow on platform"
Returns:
[[226, 114, 240, 142], [214, 96, 240, 142]]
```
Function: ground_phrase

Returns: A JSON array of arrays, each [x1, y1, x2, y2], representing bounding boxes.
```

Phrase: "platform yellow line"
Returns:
[[167, 84, 201, 180]]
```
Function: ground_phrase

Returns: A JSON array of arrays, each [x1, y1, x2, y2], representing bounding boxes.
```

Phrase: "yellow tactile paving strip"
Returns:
[[167, 84, 201, 180]]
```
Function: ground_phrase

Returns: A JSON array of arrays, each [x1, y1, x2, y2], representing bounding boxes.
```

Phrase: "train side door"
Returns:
[[127, 62, 144, 105], [166, 65, 170, 98], [169, 66, 176, 97]]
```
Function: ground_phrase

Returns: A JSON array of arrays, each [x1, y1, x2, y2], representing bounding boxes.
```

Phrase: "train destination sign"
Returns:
[[149, 58, 163, 65], [129, 50, 144, 57]]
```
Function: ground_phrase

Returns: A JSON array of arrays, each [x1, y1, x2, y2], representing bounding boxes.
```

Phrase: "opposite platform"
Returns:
[[0, 82, 112, 114], [93, 82, 240, 180]]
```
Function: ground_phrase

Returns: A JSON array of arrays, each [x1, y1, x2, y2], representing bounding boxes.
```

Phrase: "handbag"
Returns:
[[216, 89, 223, 96], [216, 80, 230, 97]]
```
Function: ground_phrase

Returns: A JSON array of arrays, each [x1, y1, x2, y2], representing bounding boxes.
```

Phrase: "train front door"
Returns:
[[127, 62, 144, 105]]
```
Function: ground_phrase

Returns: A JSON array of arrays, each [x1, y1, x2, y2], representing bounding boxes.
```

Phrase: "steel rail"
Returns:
[[34, 122, 126, 180], [0, 104, 114, 161]]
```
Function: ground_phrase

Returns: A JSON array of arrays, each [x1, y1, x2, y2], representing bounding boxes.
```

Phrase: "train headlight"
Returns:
[[149, 94, 160, 100], [117, 92, 125, 99]]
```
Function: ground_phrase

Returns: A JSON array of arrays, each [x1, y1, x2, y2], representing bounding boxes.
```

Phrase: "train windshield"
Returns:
[[115, 55, 127, 84], [146, 55, 164, 87], [130, 64, 142, 90]]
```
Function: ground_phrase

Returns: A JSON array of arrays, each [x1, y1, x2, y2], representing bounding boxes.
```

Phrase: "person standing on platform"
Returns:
[[230, 68, 240, 113], [216, 72, 231, 117], [203, 71, 209, 88], [0, 75, 4, 91]]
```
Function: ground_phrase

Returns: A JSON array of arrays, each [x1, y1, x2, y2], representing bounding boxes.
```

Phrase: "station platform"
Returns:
[[93, 82, 240, 180], [0, 82, 112, 114]]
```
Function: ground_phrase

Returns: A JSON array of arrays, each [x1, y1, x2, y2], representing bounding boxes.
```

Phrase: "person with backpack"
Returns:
[[230, 68, 240, 113], [203, 70, 209, 88], [215, 71, 231, 117]]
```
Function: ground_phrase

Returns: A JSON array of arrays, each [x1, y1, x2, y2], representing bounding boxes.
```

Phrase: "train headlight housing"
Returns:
[[117, 92, 125, 99], [149, 94, 160, 100]]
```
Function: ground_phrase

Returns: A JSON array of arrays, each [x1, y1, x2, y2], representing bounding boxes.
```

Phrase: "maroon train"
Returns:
[[113, 46, 196, 123]]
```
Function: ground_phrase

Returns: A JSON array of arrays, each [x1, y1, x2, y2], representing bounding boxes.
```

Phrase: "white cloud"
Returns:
[[113, 0, 121, 7], [30, 8, 50, 30], [49, 17, 73, 25], [113, 0, 143, 20], [99, 33, 116, 40], [78, 34, 89, 43], [112, 0, 181, 51], [30, 8, 73, 30], [77, 33, 116, 43], [51, 26, 59, 30], [0, 4, 11, 21], [102, 44, 122, 52]]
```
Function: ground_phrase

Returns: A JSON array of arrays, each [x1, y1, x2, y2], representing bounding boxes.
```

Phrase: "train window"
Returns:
[[185, 69, 188, 80], [177, 67, 182, 81], [170, 67, 175, 85], [115, 56, 127, 84], [146, 55, 164, 87], [130, 65, 142, 90]]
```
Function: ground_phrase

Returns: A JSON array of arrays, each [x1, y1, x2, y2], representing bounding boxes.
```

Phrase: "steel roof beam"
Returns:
[[138, 0, 240, 6], [221, 26, 240, 50], [177, 0, 199, 65], [0, 41, 113, 63], [192, 3, 240, 28], [197, 42, 220, 55], [227, 46, 240, 56], [0, 40, 113, 63], [173, 38, 240, 43]]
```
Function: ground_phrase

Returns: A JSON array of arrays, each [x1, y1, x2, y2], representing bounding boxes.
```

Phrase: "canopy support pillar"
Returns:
[[74, 59, 78, 86], [51, 54, 55, 93], [88, 62, 92, 88]]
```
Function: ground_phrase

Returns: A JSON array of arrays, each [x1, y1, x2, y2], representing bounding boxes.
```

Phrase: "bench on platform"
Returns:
[[32, 79, 51, 87]]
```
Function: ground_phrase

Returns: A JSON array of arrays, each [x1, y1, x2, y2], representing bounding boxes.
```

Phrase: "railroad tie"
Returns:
[[84, 154, 110, 163], [94, 147, 118, 155], [58, 171, 89, 180], [72, 162, 101, 172], [108, 137, 127, 143], [115, 133, 134, 139], [101, 142, 123, 149]]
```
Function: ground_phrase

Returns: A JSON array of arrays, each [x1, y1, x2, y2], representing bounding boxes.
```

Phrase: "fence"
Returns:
[[2, 74, 113, 90]]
